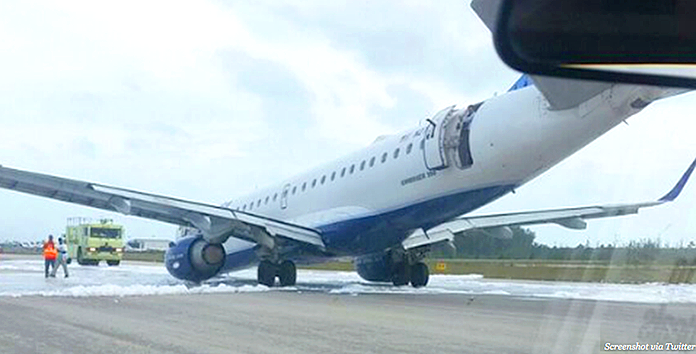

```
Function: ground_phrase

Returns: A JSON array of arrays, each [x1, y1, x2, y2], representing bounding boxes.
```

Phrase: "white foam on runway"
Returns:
[[3, 257, 696, 303]]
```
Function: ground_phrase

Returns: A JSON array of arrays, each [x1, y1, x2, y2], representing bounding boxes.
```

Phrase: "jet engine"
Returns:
[[165, 236, 226, 282]]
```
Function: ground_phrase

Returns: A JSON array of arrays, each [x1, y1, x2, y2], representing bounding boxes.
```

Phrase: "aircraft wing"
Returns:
[[403, 157, 696, 250], [0, 166, 325, 249]]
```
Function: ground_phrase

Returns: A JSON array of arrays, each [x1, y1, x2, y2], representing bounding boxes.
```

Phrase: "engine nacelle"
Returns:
[[354, 251, 393, 282], [165, 236, 226, 282]]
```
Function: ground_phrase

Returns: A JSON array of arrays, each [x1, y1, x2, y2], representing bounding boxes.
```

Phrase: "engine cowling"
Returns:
[[165, 236, 226, 282], [354, 251, 393, 282]]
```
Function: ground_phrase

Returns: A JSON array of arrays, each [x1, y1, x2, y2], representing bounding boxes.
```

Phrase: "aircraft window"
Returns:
[[321, 175, 326, 184], [273, 193, 277, 201], [381, 152, 387, 163], [265, 196, 269, 204], [349, 164, 355, 174], [249, 202, 253, 210], [292, 186, 297, 195], [394, 148, 400, 159], [341, 167, 346, 177], [312, 179, 317, 188], [360, 160, 366, 171], [369, 157, 375, 167], [420, 139, 425, 150], [257, 199, 261, 207], [406, 143, 413, 154], [242, 204, 246, 211], [302, 182, 307, 191], [414, 129, 422, 137], [331, 171, 336, 181]]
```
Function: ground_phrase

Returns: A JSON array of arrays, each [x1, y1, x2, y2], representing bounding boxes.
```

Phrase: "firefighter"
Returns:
[[42, 235, 57, 278]]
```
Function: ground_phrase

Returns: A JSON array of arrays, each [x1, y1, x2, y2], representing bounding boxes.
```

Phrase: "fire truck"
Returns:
[[65, 217, 124, 266]]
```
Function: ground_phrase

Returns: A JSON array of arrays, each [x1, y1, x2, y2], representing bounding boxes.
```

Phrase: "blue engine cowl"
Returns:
[[165, 236, 226, 282], [354, 251, 393, 282]]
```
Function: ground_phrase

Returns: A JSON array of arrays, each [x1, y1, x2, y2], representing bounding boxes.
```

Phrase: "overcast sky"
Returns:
[[0, 1, 694, 247]]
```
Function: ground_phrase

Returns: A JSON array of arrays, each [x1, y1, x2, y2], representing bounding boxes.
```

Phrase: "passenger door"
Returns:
[[422, 105, 455, 170]]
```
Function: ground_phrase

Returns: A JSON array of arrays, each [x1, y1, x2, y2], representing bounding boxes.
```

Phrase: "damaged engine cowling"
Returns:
[[354, 251, 394, 282], [165, 236, 226, 282]]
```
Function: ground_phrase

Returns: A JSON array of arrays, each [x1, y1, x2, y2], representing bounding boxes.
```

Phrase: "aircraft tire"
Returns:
[[107, 260, 120, 266], [392, 262, 410, 286], [410, 262, 429, 288], [257, 260, 276, 287], [278, 260, 297, 287]]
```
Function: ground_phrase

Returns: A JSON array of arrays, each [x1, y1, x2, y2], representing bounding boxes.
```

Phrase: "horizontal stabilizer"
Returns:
[[529, 76, 612, 110]]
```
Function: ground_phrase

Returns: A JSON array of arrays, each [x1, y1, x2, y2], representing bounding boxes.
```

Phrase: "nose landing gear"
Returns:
[[257, 259, 297, 287]]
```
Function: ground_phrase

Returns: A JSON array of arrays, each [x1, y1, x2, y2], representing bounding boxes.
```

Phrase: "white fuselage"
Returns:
[[218, 83, 661, 257]]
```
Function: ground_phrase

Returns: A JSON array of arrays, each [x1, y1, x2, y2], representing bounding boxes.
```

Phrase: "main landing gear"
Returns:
[[392, 261, 430, 288], [257, 260, 297, 287]]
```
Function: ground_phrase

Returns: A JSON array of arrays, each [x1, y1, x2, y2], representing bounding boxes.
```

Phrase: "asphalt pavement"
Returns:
[[2, 290, 694, 354]]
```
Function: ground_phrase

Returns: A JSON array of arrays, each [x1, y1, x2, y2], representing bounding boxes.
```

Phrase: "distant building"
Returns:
[[126, 238, 173, 252]]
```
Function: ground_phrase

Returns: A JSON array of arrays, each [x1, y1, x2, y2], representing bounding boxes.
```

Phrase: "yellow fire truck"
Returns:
[[65, 217, 124, 266]]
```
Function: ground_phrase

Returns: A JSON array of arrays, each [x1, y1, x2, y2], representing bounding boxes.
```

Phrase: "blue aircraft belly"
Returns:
[[216, 184, 514, 275], [317, 184, 515, 254]]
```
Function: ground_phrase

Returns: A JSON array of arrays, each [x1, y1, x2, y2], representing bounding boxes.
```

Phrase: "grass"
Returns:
[[121, 251, 165, 263], [302, 259, 696, 284], [7, 248, 694, 283]]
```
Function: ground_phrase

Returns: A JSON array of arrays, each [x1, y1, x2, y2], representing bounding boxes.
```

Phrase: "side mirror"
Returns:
[[488, 0, 696, 88]]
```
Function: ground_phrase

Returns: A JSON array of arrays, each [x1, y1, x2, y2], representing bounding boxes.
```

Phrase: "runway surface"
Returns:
[[2, 255, 696, 353]]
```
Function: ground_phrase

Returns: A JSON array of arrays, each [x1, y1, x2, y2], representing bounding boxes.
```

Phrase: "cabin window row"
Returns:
[[237, 141, 418, 211]]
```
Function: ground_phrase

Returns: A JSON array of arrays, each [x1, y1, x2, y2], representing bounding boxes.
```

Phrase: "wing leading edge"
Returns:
[[0, 166, 325, 250], [403, 157, 696, 250]]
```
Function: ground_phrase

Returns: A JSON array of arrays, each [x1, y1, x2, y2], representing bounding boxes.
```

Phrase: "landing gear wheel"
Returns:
[[107, 260, 120, 266], [410, 262, 429, 288], [278, 260, 297, 287], [257, 261, 276, 287], [392, 262, 410, 286]]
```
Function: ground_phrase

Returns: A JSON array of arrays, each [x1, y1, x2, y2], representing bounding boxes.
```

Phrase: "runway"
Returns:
[[2, 255, 696, 353]]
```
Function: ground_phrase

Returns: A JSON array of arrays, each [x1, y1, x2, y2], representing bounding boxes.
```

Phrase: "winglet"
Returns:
[[659, 157, 696, 202]]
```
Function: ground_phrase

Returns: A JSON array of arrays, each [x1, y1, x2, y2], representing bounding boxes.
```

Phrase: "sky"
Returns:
[[0, 0, 694, 247]]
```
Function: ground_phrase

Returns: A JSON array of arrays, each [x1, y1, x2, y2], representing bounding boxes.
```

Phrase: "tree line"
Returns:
[[429, 226, 696, 265]]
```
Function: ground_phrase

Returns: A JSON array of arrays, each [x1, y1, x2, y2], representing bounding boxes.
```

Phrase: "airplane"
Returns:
[[0, 2, 694, 288]]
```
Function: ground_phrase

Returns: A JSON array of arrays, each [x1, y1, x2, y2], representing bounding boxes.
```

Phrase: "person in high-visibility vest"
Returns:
[[43, 235, 57, 278]]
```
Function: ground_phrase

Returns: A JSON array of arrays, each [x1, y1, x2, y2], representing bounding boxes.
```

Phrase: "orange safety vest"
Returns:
[[43, 243, 57, 260]]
